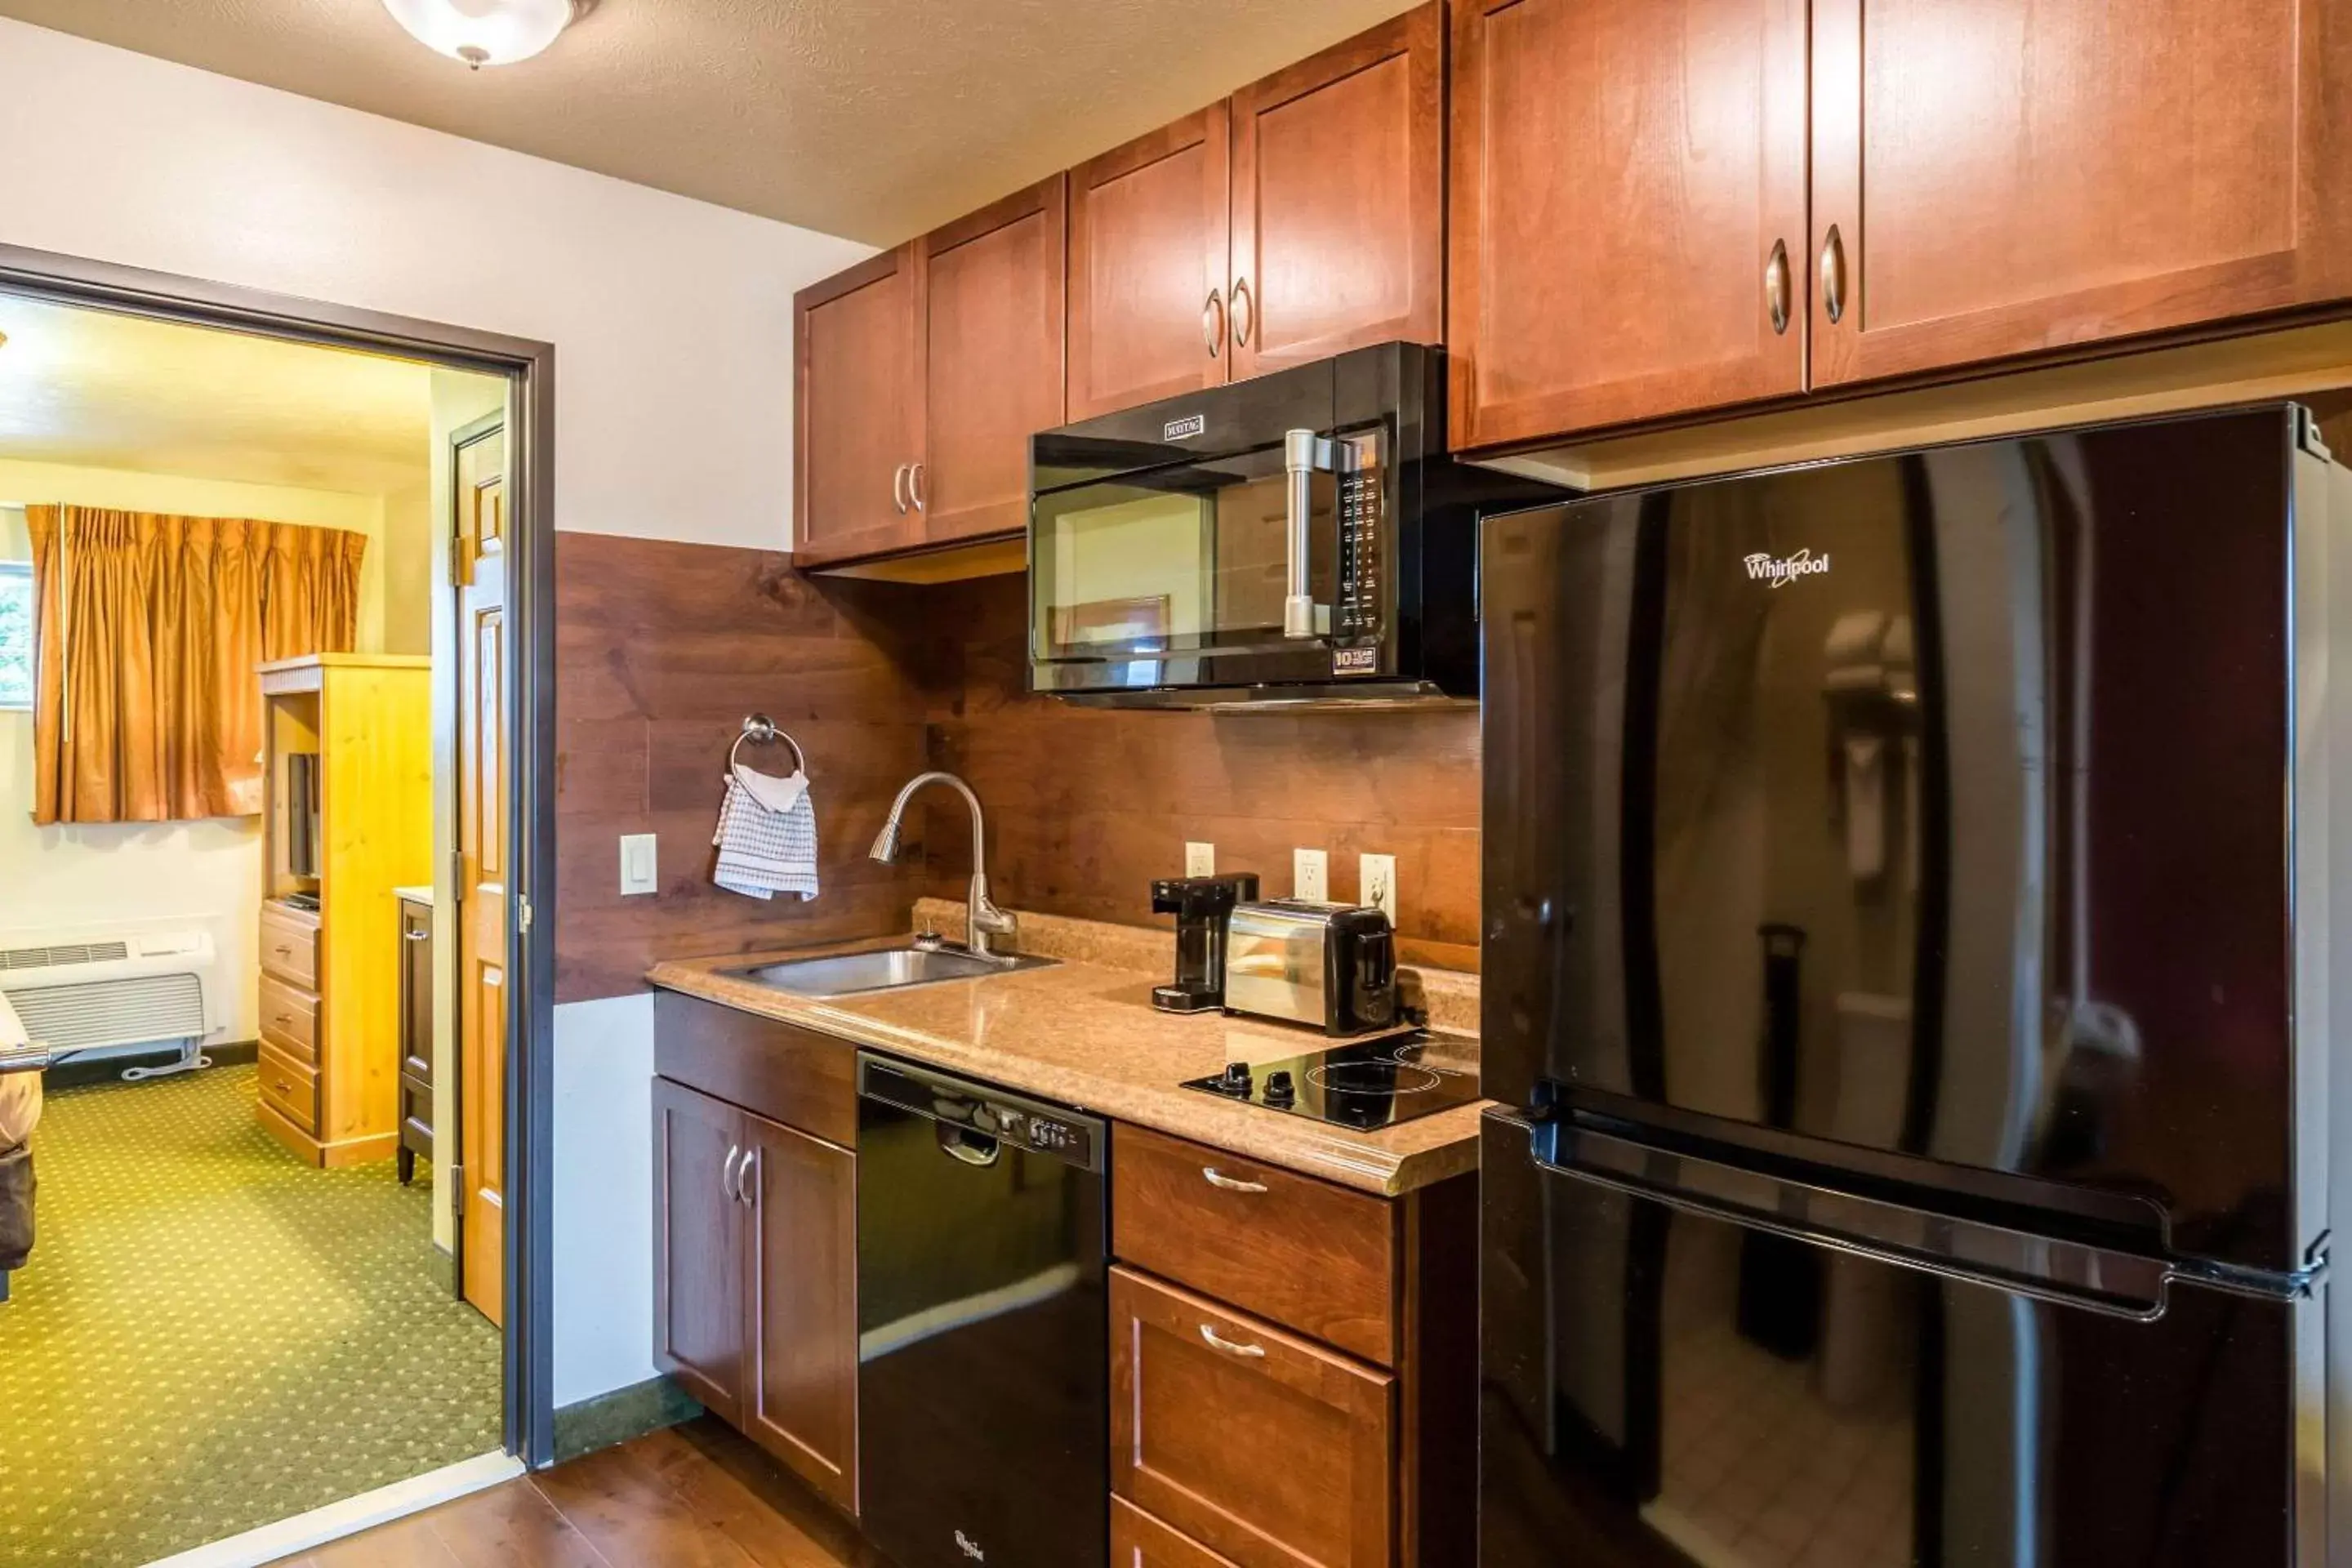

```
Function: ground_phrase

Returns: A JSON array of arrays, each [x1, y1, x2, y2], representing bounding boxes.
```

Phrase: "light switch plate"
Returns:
[[620, 833, 658, 896], [1360, 853, 1398, 922], [1185, 841, 1216, 877], [1293, 847, 1329, 902]]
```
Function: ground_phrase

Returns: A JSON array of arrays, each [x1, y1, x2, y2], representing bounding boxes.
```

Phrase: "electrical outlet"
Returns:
[[1293, 847, 1329, 902], [1185, 840, 1216, 877], [1360, 853, 1398, 922], [620, 833, 658, 896]]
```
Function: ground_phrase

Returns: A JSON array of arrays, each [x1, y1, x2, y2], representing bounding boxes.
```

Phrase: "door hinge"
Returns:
[[449, 1164, 465, 1220], [519, 898, 534, 933], [450, 850, 466, 904], [2299, 405, 2335, 462]]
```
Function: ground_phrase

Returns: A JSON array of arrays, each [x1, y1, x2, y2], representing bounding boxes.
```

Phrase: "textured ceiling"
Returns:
[[0, 0, 1422, 244], [0, 296, 434, 496]]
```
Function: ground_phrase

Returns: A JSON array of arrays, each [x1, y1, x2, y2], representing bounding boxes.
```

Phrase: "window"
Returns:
[[0, 563, 29, 710]]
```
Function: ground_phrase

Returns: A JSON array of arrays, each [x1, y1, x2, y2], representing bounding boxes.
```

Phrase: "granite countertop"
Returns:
[[645, 904, 1488, 1197]]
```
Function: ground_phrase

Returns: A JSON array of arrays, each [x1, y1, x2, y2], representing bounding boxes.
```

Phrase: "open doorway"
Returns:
[[0, 287, 527, 1567]]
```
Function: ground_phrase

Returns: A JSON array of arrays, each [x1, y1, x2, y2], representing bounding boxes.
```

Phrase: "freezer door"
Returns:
[[1481, 1114, 2324, 1568], [1481, 405, 2338, 1276]]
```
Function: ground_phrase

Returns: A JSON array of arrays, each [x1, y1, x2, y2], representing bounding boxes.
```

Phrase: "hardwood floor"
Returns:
[[273, 1419, 877, 1568]]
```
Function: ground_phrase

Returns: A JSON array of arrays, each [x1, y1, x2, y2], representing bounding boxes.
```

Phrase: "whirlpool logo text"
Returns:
[[1743, 548, 1830, 588]]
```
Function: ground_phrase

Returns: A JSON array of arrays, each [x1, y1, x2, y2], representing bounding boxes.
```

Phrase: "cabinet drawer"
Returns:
[[1114, 1498, 1243, 1568], [259, 973, 318, 1066], [260, 905, 319, 989], [257, 1041, 320, 1136], [1111, 1267, 1392, 1568], [1114, 1124, 1396, 1364], [653, 991, 856, 1147]]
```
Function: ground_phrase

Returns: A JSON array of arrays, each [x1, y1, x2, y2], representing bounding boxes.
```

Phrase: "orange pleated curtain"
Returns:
[[28, 506, 368, 825]]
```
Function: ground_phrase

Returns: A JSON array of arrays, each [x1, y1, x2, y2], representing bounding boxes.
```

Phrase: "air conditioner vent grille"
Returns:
[[2, 974, 205, 1051], [0, 942, 130, 971]]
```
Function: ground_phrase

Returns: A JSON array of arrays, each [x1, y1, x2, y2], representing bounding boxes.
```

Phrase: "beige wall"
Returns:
[[0, 462, 408, 1049]]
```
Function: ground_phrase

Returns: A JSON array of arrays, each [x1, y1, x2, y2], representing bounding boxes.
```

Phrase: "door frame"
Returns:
[[0, 241, 563, 1468]]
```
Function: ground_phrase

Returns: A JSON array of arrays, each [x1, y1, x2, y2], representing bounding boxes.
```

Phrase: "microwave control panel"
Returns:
[[1334, 430, 1385, 652]]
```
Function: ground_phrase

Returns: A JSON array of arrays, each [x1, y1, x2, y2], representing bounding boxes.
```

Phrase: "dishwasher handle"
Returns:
[[858, 1051, 1105, 1173], [938, 1122, 1003, 1167]]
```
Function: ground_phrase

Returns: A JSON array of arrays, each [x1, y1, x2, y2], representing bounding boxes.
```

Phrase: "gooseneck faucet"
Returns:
[[867, 771, 1018, 962]]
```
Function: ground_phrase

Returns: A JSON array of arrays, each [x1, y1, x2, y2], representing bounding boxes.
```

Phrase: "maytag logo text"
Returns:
[[1743, 548, 1830, 588], [1163, 413, 1207, 441]]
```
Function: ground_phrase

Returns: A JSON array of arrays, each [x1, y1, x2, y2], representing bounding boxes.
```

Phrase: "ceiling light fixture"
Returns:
[[381, 0, 587, 69]]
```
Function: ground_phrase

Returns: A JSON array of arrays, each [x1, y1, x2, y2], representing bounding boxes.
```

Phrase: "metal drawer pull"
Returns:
[[1201, 1167, 1268, 1194], [403, 929, 430, 942], [1820, 224, 1848, 325], [1202, 287, 1225, 358], [892, 462, 911, 515], [1764, 238, 1791, 334], [735, 1147, 759, 1206], [1231, 277, 1254, 347], [273, 1013, 294, 1028], [909, 461, 926, 513], [1199, 1324, 1267, 1359], [722, 1144, 743, 1201]]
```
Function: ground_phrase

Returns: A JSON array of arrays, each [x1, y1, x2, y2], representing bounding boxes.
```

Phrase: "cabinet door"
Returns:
[[652, 1077, 746, 1424], [397, 898, 431, 1084], [1229, 2, 1444, 380], [1811, 0, 2352, 386], [1447, 0, 1810, 449], [742, 1109, 858, 1512], [1114, 1498, 1244, 1568], [795, 244, 924, 564], [921, 176, 1067, 545], [1068, 105, 1232, 421], [1111, 1267, 1393, 1568]]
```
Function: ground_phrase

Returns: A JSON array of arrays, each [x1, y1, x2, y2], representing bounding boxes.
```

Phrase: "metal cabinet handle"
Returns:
[[1198, 1323, 1267, 1359], [1765, 238, 1791, 335], [274, 944, 293, 956], [1202, 287, 1225, 358], [1282, 427, 1336, 639], [273, 1013, 294, 1027], [722, 1144, 743, 1201], [735, 1146, 758, 1206], [891, 462, 911, 515], [1820, 224, 1848, 325], [1201, 1166, 1268, 1194], [1231, 278, 1254, 348], [402, 929, 430, 942], [909, 461, 926, 513]]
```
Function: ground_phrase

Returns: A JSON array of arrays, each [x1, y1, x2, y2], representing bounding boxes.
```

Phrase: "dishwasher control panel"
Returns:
[[858, 1053, 1105, 1172]]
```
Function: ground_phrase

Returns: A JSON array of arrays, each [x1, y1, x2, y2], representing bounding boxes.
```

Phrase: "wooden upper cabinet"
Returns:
[[1068, 105, 1233, 421], [1810, 0, 2352, 386], [920, 176, 1067, 544], [1229, 2, 1445, 379], [795, 245, 924, 563], [1447, 0, 1811, 449]]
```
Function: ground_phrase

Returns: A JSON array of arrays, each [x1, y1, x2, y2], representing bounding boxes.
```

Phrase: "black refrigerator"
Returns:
[[1477, 405, 2352, 1567]]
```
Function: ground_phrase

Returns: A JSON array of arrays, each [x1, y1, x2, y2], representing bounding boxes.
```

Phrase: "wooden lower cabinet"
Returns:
[[1116, 1496, 1245, 1568], [1112, 1267, 1393, 1568], [652, 1071, 858, 1512]]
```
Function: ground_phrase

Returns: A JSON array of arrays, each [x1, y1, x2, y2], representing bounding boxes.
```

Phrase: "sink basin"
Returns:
[[733, 945, 1055, 999]]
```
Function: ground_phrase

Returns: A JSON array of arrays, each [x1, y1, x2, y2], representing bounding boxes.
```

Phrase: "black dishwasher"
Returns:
[[855, 1052, 1108, 1568]]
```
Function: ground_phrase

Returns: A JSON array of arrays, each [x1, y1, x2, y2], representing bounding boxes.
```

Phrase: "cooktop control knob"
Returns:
[[1264, 1070, 1296, 1105], [1218, 1062, 1254, 1097]]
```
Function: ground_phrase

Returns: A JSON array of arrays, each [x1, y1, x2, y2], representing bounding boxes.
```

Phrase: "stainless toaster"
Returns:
[[1222, 899, 1399, 1036]]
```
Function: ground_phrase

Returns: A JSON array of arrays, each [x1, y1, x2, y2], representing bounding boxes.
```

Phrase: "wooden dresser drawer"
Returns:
[[1114, 1497, 1243, 1568], [260, 905, 319, 989], [257, 1041, 320, 1135], [1114, 1124, 1397, 1364], [1111, 1267, 1392, 1568], [259, 973, 319, 1066]]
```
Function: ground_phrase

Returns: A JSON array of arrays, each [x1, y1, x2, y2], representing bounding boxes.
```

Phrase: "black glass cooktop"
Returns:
[[1181, 1032, 1482, 1130]]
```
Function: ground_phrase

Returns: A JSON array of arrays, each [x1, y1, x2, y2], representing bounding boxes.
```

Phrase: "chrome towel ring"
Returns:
[[729, 713, 808, 777]]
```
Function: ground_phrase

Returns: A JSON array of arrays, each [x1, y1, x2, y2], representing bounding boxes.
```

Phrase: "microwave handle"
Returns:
[[1284, 428, 1336, 639]]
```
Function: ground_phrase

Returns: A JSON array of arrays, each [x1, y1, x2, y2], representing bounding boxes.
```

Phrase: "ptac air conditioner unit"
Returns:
[[0, 931, 220, 1080]]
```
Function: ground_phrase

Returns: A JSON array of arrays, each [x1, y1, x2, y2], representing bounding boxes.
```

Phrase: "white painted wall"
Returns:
[[0, 17, 875, 1407], [0, 467, 400, 1049]]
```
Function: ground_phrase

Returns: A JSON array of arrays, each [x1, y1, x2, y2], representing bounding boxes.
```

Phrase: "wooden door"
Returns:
[[796, 244, 925, 564], [1114, 1498, 1245, 1568], [1229, 3, 1444, 380], [1810, 0, 2352, 386], [652, 1077, 747, 1425], [1068, 105, 1232, 421], [1110, 1267, 1393, 1568], [920, 176, 1067, 545], [1447, 0, 1811, 449], [454, 413, 509, 1329], [741, 1109, 858, 1511]]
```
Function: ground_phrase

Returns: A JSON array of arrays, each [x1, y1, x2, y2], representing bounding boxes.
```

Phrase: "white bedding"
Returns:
[[0, 991, 38, 1149]]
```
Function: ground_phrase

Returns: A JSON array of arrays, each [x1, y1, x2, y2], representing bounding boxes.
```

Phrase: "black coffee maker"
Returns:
[[1150, 873, 1260, 1013]]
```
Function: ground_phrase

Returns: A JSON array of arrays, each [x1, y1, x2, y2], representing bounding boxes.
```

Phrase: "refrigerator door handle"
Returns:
[[1529, 1116, 2317, 1320]]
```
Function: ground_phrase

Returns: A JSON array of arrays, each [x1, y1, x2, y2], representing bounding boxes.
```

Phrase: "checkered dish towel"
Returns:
[[712, 763, 819, 901]]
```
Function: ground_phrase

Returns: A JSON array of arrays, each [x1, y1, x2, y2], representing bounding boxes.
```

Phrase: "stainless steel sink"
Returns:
[[733, 944, 1055, 999]]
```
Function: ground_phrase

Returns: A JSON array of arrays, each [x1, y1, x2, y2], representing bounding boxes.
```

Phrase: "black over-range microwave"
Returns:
[[1027, 342, 1564, 707]]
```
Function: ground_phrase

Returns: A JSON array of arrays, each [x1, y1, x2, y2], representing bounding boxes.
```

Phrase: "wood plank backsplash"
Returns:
[[552, 539, 1481, 1002], [909, 576, 1482, 973], [553, 532, 929, 1001]]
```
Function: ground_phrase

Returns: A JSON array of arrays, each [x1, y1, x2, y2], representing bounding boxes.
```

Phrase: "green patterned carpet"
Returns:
[[0, 1064, 501, 1567]]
